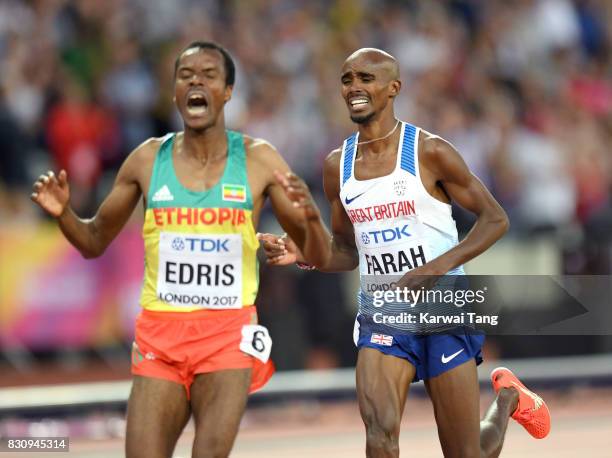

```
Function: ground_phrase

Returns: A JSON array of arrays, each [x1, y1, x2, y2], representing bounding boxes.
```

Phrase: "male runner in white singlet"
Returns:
[[260, 48, 551, 457]]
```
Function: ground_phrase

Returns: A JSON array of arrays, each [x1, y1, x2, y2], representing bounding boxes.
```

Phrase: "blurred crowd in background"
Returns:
[[2, 0, 612, 233], [1, 0, 612, 372]]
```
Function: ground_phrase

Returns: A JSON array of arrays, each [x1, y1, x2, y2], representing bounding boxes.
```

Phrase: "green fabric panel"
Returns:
[[147, 131, 253, 210]]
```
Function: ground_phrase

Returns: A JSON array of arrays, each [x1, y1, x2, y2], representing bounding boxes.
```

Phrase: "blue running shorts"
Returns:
[[354, 314, 484, 381]]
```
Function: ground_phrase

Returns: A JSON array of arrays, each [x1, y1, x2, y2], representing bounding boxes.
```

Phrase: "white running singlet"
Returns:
[[339, 121, 464, 306]]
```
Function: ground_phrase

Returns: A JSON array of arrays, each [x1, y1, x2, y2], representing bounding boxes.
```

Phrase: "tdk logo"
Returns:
[[171, 237, 230, 252], [363, 224, 410, 245], [171, 237, 185, 251]]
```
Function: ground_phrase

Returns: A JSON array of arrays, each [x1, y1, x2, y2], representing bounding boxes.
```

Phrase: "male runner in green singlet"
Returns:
[[31, 41, 330, 458]]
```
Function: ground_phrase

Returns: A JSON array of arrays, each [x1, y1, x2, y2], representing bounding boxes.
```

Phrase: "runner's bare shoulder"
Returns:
[[417, 129, 459, 164], [123, 136, 168, 181], [323, 148, 343, 194], [131, 136, 166, 163], [324, 148, 342, 171], [242, 135, 287, 175], [243, 135, 279, 159]]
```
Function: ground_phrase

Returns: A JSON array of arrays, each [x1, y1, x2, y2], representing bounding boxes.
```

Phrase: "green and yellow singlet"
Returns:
[[139, 131, 259, 312]]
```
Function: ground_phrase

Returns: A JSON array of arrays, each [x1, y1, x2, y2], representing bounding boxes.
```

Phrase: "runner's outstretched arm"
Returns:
[[252, 141, 332, 268], [30, 140, 155, 258], [259, 148, 359, 272]]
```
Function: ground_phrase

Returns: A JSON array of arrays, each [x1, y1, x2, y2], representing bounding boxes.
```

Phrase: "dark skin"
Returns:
[[260, 48, 519, 458], [31, 47, 331, 458]]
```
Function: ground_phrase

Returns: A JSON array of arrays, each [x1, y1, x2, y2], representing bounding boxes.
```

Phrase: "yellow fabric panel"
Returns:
[[139, 207, 259, 312]]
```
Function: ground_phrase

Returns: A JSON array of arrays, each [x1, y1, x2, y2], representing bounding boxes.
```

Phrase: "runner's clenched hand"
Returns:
[[257, 232, 299, 265]]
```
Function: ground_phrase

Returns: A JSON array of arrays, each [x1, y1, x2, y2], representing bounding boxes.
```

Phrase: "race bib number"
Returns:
[[240, 324, 272, 363], [157, 232, 242, 309]]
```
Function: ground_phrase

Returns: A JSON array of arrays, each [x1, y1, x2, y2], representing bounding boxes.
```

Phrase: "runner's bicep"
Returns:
[[443, 174, 500, 216], [430, 139, 502, 216], [91, 156, 142, 246]]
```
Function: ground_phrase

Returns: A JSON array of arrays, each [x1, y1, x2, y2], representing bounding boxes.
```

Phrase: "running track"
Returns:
[[4, 387, 611, 457]]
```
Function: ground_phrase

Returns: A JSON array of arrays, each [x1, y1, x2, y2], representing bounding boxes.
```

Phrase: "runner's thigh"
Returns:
[[356, 348, 415, 431], [190, 368, 252, 458], [126, 375, 191, 458], [425, 359, 481, 458]]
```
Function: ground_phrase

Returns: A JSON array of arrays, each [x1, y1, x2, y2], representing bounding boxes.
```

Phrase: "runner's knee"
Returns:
[[192, 434, 234, 458], [361, 402, 401, 453]]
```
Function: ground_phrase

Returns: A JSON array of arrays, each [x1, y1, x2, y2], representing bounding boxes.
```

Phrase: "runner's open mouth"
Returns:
[[187, 94, 208, 109]]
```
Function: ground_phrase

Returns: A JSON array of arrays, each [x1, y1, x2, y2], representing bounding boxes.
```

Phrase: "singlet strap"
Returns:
[[146, 133, 174, 207], [341, 133, 358, 186], [400, 123, 417, 176]]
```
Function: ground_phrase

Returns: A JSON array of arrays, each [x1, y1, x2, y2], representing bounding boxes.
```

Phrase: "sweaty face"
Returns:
[[340, 58, 396, 124], [174, 48, 232, 131]]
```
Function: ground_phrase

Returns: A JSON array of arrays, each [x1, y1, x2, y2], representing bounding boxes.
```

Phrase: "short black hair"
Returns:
[[174, 41, 235, 86]]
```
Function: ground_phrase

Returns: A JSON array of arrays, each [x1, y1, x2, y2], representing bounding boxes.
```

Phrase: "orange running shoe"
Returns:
[[490, 367, 551, 439]]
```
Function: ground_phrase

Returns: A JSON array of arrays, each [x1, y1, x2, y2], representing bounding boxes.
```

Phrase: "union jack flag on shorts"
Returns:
[[370, 333, 393, 346]]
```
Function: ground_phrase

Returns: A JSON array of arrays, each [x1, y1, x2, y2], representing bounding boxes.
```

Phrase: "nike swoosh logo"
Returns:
[[441, 348, 464, 364], [510, 381, 544, 411], [344, 191, 367, 205]]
